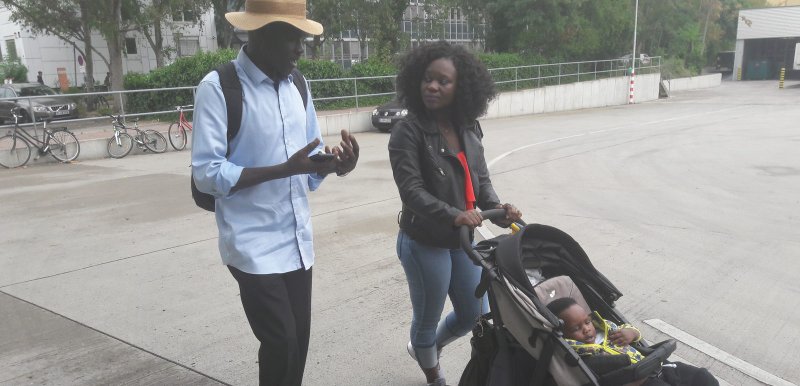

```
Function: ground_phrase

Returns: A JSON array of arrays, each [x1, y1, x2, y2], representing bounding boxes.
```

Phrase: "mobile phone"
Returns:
[[309, 152, 335, 162]]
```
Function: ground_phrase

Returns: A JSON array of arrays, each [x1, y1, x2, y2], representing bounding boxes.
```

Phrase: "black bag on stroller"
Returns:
[[457, 210, 678, 386]]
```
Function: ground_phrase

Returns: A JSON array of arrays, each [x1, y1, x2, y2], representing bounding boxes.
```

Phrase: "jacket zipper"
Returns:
[[426, 144, 446, 176]]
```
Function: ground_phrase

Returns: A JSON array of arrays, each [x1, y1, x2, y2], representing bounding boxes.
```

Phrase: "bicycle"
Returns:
[[0, 107, 80, 168], [106, 114, 167, 159], [79, 85, 111, 112], [168, 104, 193, 150]]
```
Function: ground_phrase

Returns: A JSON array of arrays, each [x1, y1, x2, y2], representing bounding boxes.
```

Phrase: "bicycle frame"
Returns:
[[109, 115, 148, 148], [9, 114, 57, 152], [110, 122, 127, 146], [177, 105, 193, 131]]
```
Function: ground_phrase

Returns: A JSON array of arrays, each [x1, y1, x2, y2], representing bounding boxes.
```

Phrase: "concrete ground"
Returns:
[[1, 80, 798, 386]]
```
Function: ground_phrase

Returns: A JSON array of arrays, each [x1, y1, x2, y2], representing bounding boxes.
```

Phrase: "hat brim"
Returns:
[[225, 12, 323, 35]]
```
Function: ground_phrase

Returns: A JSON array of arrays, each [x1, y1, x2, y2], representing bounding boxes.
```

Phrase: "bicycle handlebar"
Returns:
[[175, 104, 194, 110]]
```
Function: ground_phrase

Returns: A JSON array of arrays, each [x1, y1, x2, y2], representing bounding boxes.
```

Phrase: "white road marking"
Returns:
[[486, 106, 743, 169], [669, 354, 733, 386], [644, 319, 797, 386]]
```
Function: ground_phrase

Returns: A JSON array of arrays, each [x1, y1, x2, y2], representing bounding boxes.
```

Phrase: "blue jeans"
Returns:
[[397, 230, 489, 368]]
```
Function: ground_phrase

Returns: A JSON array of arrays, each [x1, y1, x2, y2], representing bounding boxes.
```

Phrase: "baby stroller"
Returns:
[[458, 209, 676, 386]]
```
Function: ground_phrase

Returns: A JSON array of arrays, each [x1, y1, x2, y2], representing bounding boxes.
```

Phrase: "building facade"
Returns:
[[735, 6, 800, 80], [308, 2, 485, 67], [0, 6, 216, 87]]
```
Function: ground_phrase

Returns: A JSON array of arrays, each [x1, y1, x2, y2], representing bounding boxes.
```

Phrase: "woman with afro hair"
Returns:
[[388, 41, 522, 385]]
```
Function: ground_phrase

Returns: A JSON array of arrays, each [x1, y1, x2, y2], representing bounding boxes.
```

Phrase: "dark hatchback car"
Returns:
[[371, 99, 407, 133], [0, 83, 78, 123]]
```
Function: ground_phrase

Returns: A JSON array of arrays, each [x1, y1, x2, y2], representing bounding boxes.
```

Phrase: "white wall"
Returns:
[[738, 7, 800, 40], [662, 73, 722, 92], [320, 73, 663, 135]]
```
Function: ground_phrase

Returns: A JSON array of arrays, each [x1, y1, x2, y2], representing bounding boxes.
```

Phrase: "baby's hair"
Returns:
[[546, 297, 578, 318]]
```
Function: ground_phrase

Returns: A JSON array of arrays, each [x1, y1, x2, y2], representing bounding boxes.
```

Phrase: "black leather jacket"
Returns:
[[389, 115, 501, 249]]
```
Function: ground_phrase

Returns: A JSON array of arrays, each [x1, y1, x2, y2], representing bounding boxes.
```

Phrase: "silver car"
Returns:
[[0, 83, 78, 123]]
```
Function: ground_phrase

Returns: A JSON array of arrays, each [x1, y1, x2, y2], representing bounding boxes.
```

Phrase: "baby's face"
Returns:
[[559, 304, 596, 344]]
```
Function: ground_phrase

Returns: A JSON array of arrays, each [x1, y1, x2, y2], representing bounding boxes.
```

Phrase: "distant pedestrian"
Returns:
[[37, 71, 44, 85], [103, 72, 110, 88]]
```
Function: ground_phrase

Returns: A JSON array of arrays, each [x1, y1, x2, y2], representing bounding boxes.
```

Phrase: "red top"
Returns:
[[456, 151, 476, 210]]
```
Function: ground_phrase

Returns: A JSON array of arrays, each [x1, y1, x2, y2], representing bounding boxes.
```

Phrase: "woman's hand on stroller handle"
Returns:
[[454, 209, 483, 228], [491, 203, 522, 228]]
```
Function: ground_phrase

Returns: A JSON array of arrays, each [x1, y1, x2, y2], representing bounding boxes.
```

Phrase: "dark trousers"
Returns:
[[645, 362, 720, 386], [228, 266, 313, 386]]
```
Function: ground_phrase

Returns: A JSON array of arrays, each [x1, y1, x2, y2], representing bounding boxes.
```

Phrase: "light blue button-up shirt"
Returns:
[[191, 48, 325, 274]]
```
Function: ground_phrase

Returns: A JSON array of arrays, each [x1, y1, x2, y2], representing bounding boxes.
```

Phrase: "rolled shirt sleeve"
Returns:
[[191, 72, 244, 197]]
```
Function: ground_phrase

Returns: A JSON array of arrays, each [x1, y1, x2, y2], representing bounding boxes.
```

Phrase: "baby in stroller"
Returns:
[[546, 297, 718, 386], [547, 297, 644, 361]]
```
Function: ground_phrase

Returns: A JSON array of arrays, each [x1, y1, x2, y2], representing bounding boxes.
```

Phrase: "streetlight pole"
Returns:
[[629, 0, 639, 104]]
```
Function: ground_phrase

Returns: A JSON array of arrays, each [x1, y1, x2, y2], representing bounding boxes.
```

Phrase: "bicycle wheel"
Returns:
[[143, 130, 168, 153], [0, 134, 32, 168], [168, 122, 187, 151], [48, 130, 80, 162], [107, 132, 133, 158]]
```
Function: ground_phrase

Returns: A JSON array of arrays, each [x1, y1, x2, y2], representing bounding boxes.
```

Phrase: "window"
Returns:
[[178, 37, 200, 57], [5, 39, 17, 60], [125, 37, 138, 55], [172, 8, 197, 22]]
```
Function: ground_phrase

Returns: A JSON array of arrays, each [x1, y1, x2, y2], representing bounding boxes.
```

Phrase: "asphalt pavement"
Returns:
[[1, 80, 798, 385]]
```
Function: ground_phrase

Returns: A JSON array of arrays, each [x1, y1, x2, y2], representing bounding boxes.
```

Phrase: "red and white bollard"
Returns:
[[628, 68, 636, 104]]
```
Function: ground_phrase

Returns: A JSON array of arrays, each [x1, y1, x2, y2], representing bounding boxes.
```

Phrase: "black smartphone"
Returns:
[[309, 153, 335, 162]]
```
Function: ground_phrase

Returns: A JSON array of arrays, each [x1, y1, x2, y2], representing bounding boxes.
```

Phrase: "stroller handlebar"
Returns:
[[459, 209, 508, 276]]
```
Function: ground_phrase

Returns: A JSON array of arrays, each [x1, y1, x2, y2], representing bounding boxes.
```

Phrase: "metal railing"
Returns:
[[307, 56, 661, 109], [0, 57, 660, 131], [488, 56, 661, 92]]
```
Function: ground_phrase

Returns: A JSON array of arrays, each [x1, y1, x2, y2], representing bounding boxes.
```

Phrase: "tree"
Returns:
[[210, 0, 245, 49], [1, 0, 108, 89], [95, 0, 126, 93], [307, 0, 350, 59], [127, 0, 213, 68], [364, 0, 409, 60]]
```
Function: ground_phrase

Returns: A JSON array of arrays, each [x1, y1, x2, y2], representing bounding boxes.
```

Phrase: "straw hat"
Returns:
[[225, 0, 323, 35]]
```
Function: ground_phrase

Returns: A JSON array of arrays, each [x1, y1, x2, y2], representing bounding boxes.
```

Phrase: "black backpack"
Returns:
[[191, 62, 309, 212]]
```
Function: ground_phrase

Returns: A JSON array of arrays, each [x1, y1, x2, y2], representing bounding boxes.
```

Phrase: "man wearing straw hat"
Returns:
[[191, 0, 359, 384]]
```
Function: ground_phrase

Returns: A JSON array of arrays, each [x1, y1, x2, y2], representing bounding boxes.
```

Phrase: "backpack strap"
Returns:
[[215, 61, 243, 157], [291, 68, 309, 109], [214, 64, 307, 155]]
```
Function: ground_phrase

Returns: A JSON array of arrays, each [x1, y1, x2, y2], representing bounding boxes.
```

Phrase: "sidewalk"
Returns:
[[0, 106, 379, 167]]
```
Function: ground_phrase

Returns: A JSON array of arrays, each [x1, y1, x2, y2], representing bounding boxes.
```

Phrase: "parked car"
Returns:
[[0, 83, 78, 123], [371, 99, 407, 133]]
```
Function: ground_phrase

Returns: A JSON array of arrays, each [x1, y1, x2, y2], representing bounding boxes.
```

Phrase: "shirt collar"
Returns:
[[237, 45, 295, 87]]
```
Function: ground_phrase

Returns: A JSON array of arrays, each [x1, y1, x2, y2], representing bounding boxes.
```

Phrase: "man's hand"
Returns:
[[286, 138, 337, 176], [491, 203, 522, 227], [454, 209, 483, 228], [608, 327, 639, 347], [333, 129, 359, 176]]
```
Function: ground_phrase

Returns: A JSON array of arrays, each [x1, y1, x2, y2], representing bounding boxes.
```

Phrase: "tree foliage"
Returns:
[[456, 0, 766, 72], [210, 0, 245, 48], [126, 0, 213, 68]]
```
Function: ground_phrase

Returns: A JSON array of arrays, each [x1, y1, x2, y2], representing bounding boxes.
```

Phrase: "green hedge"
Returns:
[[0, 59, 28, 83], [124, 50, 236, 118]]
